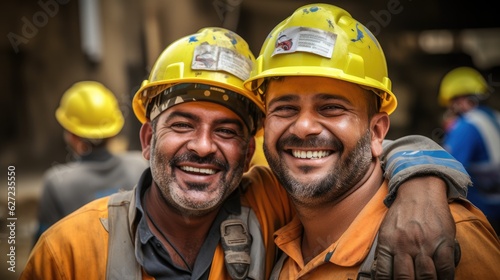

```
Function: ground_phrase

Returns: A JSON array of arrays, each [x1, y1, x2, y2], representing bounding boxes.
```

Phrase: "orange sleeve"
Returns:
[[452, 202, 500, 278], [20, 197, 111, 280]]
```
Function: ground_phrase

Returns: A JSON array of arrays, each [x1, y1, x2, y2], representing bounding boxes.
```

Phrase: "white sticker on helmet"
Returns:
[[272, 27, 336, 58], [192, 44, 252, 81]]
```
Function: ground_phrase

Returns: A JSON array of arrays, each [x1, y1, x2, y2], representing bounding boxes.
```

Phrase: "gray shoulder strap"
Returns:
[[105, 191, 142, 280], [357, 233, 378, 280], [221, 206, 265, 280], [268, 251, 287, 280]]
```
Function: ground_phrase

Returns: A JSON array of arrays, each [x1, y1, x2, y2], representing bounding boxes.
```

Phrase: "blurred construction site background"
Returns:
[[0, 1, 499, 279]]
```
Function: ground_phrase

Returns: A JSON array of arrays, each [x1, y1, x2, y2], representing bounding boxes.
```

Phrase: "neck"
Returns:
[[144, 183, 219, 269], [296, 161, 384, 263]]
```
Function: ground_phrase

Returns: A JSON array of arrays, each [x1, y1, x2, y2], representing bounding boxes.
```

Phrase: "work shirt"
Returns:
[[35, 148, 149, 242], [444, 106, 500, 172], [272, 181, 500, 279], [21, 135, 474, 279], [135, 172, 244, 279], [20, 166, 294, 280], [443, 105, 500, 233]]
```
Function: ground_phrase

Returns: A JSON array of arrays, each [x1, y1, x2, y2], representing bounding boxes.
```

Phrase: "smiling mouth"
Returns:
[[179, 166, 217, 175], [290, 150, 331, 159]]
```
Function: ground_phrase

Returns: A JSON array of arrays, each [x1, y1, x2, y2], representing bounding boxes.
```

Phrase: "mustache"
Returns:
[[276, 134, 343, 152], [170, 152, 228, 171]]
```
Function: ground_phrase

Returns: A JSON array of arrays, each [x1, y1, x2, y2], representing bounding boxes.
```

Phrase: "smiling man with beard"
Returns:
[[146, 102, 249, 216], [21, 25, 487, 280], [245, 4, 500, 279]]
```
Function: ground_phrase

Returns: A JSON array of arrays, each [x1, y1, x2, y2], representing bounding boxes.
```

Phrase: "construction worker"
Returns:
[[244, 4, 500, 279], [33, 81, 148, 243], [22, 27, 472, 280], [439, 66, 500, 235]]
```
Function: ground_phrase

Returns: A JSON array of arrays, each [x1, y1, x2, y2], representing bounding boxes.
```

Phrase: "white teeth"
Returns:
[[292, 150, 331, 159], [180, 166, 216, 174]]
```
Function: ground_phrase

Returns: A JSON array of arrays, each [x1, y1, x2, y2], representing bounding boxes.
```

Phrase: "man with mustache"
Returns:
[[244, 4, 500, 279], [22, 26, 473, 279]]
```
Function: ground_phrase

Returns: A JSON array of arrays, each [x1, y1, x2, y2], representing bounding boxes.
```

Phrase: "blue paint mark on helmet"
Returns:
[[188, 35, 198, 43], [351, 23, 365, 42]]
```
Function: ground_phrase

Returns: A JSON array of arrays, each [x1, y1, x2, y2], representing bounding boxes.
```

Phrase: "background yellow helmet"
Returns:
[[245, 3, 397, 115], [438, 66, 490, 106], [133, 27, 264, 134], [55, 81, 124, 139]]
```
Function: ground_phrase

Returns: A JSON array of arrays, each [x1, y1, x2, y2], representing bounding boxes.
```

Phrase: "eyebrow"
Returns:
[[268, 93, 353, 106], [267, 94, 299, 108], [316, 93, 352, 104], [164, 110, 245, 131]]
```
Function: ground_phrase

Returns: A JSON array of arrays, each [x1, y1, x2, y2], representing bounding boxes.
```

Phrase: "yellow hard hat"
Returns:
[[56, 81, 124, 139], [132, 27, 264, 134], [438, 66, 489, 106], [245, 3, 397, 115]]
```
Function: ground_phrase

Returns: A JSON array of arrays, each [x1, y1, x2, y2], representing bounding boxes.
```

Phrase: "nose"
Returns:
[[186, 129, 217, 157], [289, 109, 322, 139]]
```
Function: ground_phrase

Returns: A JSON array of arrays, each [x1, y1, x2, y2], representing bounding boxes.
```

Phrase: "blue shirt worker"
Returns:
[[439, 66, 500, 235]]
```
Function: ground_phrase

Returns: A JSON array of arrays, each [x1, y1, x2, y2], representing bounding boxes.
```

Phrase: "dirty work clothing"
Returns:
[[22, 136, 472, 279], [444, 105, 500, 234], [381, 135, 470, 206], [21, 166, 294, 280], [272, 181, 500, 279], [34, 148, 149, 242]]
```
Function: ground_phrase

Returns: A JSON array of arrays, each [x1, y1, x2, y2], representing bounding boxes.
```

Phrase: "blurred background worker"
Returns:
[[33, 81, 149, 244], [438, 66, 500, 235]]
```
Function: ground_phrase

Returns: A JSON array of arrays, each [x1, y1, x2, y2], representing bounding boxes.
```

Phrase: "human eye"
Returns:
[[320, 103, 347, 116], [215, 127, 240, 139], [269, 104, 298, 118], [170, 122, 193, 132]]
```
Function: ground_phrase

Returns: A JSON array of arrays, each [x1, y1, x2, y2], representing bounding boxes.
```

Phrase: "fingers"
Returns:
[[372, 245, 393, 279], [431, 240, 457, 280], [373, 245, 458, 280], [413, 254, 436, 280], [374, 253, 438, 280], [392, 253, 416, 280]]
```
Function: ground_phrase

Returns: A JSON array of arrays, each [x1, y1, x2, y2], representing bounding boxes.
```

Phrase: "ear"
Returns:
[[64, 131, 86, 156], [64, 130, 76, 145], [243, 136, 256, 172], [140, 122, 153, 160], [370, 112, 390, 157]]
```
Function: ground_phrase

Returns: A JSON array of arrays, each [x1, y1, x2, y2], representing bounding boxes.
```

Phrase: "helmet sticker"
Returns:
[[192, 44, 252, 81], [272, 27, 336, 58]]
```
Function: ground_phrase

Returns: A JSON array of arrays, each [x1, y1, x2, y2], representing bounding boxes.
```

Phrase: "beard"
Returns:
[[149, 134, 245, 217], [264, 130, 373, 205]]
